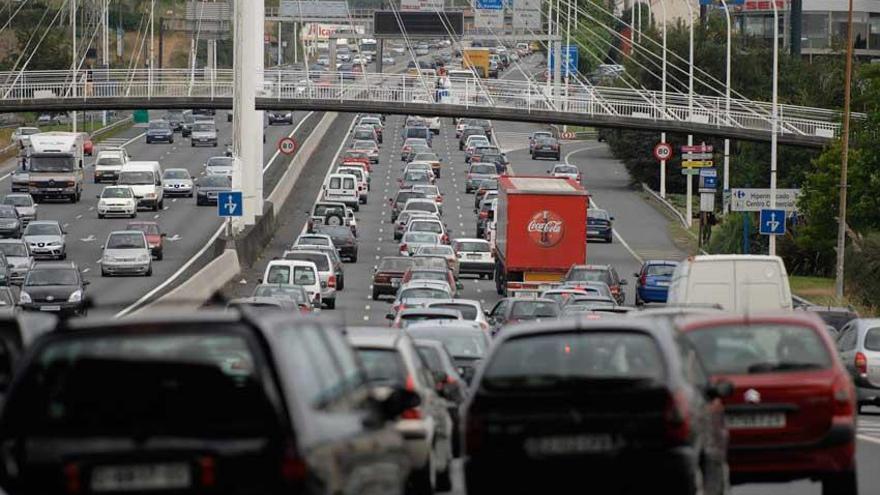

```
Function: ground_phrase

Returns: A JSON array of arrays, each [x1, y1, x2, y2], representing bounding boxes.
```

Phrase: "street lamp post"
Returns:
[[769, 0, 779, 256], [660, 0, 668, 198], [835, 0, 855, 297], [719, 0, 732, 212], [684, 0, 695, 228]]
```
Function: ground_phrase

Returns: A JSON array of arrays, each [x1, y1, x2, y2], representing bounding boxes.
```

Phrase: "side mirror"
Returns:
[[385, 312, 395, 320], [633, 273, 640, 278], [706, 380, 734, 400], [161, 233, 167, 237], [484, 309, 491, 317], [95, 195, 101, 199], [620, 279, 629, 286], [82, 280, 91, 286], [610, 216, 616, 221], [257, 278, 263, 284], [456, 281, 463, 290]]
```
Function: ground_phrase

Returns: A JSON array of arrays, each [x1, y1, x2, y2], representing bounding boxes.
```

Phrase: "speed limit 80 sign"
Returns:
[[653, 142, 673, 161]]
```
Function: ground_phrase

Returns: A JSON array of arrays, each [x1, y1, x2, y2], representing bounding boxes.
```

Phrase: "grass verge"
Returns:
[[789, 275, 876, 316]]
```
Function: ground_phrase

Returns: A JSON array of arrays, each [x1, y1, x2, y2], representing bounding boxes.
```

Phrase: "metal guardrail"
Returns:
[[641, 183, 690, 231], [0, 69, 845, 141]]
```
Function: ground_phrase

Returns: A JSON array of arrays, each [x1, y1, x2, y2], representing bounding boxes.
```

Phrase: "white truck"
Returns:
[[27, 132, 85, 203]]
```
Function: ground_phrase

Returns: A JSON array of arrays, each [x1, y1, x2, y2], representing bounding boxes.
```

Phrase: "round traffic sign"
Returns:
[[653, 142, 673, 161], [278, 137, 297, 156]]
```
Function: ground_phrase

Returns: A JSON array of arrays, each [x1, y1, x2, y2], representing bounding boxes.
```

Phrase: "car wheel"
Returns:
[[351, 253, 358, 263], [408, 456, 434, 495], [436, 463, 453, 492], [146, 265, 152, 277], [191, 142, 195, 147], [60, 252, 66, 260], [371, 288, 380, 300], [606, 235, 613, 243], [98, 213, 104, 219], [822, 469, 858, 495], [325, 298, 336, 309], [169, 138, 174, 144], [101, 269, 108, 277], [156, 250, 163, 261], [353, 203, 359, 212], [337, 276, 344, 291], [146, 138, 151, 144]]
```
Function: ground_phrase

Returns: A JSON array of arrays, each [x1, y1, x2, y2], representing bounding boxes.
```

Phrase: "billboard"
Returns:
[[300, 23, 365, 41], [512, 0, 542, 30], [474, 8, 505, 29], [280, 1, 349, 19], [373, 11, 464, 36], [400, 0, 445, 11]]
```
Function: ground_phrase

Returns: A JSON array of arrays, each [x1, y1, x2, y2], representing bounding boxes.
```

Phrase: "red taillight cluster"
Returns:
[[401, 375, 422, 419], [328, 275, 337, 288], [832, 375, 856, 417], [280, 445, 308, 483], [441, 234, 449, 244], [399, 243, 408, 254], [855, 352, 868, 375], [479, 211, 488, 219], [64, 462, 81, 494], [199, 456, 216, 487], [664, 391, 691, 445], [639, 273, 647, 287], [375, 274, 390, 283]]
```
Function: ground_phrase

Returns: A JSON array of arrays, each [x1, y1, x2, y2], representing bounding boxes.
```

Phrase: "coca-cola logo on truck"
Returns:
[[527, 210, 565, 247]]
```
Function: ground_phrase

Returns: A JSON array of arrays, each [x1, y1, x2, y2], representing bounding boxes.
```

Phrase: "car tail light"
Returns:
[[401, 375, 422, 419], [664, 391, 691, 445], [280, 444, 308, 483], [399, 243, 408, 254], [199, 456, 216, 487], [855, 352, 868, 375], [375, 274, 390, 283], [436, 196, 443, 203], [328, 275, 336, 288], [441, 234, 449, 244], [465, 412, 484, 453], [832, 374, 856, 417], [552, 144, 559, 150], [640, 273, 647, 287], [610, 285, 621, 296], [300, 305, 311, 314], [64, 463, 81, 494], [479, 211, 488, 219]]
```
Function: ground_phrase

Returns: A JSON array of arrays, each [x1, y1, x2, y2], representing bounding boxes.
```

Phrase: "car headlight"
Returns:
[[103, 254, 116, 263], [285, 113, 292, 118], [137, 254, 150, 263], [19, 291, 31, 304], [68, 290, 83, 303], [144, 192, 157, 199]]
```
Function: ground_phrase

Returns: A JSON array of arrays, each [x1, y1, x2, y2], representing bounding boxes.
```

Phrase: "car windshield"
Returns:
[[395, 192, 426, 205], [297, 236, 329, 246], [4, 330, 277, 437], [353, 140, 375, 149], [510, 301, 560, 318], [419, 246, 452, 256], [405, 202, 436, 213], [471, 164, 496, 175], [554, 165, 578, 174], [455, 241, 490, 253], [29, 156, 75, 173], [19, 128, 40, 136], [149, 121, 170, 130], [102, 188, 132, 199], [567, 268, 611, 283], [411, 221, 442, 233], [533, 132, 552, 140], [357, 349, 406, 387], [410, 271, 448, 282], [284, 253, 329, 271], [432, 303, 478, 320], [353, 130, 373, 139], [3, 196, 32, 207], [414, 186, 439, 196], [484, 332, 665, 387], [253, 285, 308, 304], [25, 224, 60, 236], [589, 209, 610, 220], [207, 157, 233, 168], [193, 123, 215, 132], [404, 171, 429, 182], [645, 264, 677, 277], [200, 176, 231, 187], [409, 329, 487, 358], [866, 328, 880, 351], [0, 243, 27, 258], [315, 226, 352, 239], [404, 232, 439, 244], [164, 170, 190, 180], [26, 268, 78, 286], [685, 324, 832, 375], [400, 287, 450, 300], [413, 153, 438, 161], [107, 233, 146, 249], [119, 171, 154, 185], [0, 208, 16, 219], [127, 223, 159, 235], [96, 156, 123, 166]]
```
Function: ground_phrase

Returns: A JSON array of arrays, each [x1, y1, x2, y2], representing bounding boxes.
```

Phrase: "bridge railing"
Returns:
[[0, 68, 843, 139]]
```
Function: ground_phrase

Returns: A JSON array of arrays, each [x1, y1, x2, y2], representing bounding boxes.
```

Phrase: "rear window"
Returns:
[[5, 330, 277, 437], [411, 221, 442, 233], [343, 178, 355, 189], [416, 346, 444, 372], [471, 164, 496, 175], [285, 253, 329, 271], [291, 266, 317, 286], [406, 202, 437, 213], [400, 287, 450, 300], [378, 257, 415, 272], [395, 192, 426, 205], [645, 264, 677, 277], [510, 300, 560, 318], [567, 268, 611, 284], [409, 271, 448, 283], [356, 348, 406, 387], [685, 324, 832, 375], [329, 177, 341, 189], [406, 128, 429, 138], [454, 241, 490, 253], [406, 329, 487, 358], [432, 303, 478, 320], [864, 328, 880, 351], [484, 332, 665, 386]]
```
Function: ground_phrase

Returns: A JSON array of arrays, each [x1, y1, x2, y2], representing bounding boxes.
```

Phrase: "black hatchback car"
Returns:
[[195, 175, 232, 206], [314, 225, 358, 262], [0, 311, 415, 495], [19, 262, 89, 316], [463, 319, 731, 495]]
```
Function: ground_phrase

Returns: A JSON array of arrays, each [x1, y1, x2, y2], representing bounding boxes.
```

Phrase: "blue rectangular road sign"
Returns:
[[759, 208, 785, 236], [549, 45, 579, 76], [218, 191, 243, 217], [476, 0, 504, 9]]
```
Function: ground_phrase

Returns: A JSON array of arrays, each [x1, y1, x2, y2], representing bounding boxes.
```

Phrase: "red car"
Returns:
[[126, 221, 166, 260], [679, 313, 857, 494], [83, 136, 94, 156]]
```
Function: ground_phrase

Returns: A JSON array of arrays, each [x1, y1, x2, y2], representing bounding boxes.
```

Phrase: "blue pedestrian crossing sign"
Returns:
[[759, 208, 785, 236], [218, 191, 243, 217], [476, 0, 503, 9]]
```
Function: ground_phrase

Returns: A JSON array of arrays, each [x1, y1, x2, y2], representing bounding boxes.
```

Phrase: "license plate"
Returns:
[[656, 281, 670, 287], [726, 412, 786, 429], [588, 230, 599, 235], [467, 253, 481, 259], [91, 463, 192, 492], [39, 305, 61, 312], [524, 434, 619, 456]]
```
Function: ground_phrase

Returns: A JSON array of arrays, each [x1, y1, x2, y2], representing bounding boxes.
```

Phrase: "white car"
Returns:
[[452, 238, 494, 279], [205, 156, 234, 179], [93, 148, 130, 183], [162, 168, 194, 197], [12, 127, 40, 148], [96, 186, 137, 219], [294, 234, 335, 250], [549, 163, 582, 182], [316, 56, 330, 66], [424, 116, 442, 134], [382, 56, 396, 65], [262, 259, 322, 306], [101, 230, 152, 277]]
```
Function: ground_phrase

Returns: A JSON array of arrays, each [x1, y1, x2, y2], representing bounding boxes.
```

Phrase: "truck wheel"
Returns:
[[325, 298, 336, 309], [371, 288, 380, 300]]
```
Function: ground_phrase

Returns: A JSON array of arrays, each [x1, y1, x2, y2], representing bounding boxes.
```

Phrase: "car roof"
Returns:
[[399, 308, 461, 317], [453, 237, 488, 243], [675, 312, 827, 334], [406, 320, 483, 331], [427, 298, 481, 308], [27, 220, 60, 226], [399, 280, 452, 289], [30, 261, 78, 270]]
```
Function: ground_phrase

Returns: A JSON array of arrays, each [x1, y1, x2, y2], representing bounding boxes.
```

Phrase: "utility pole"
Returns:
[[149, 0, 155, 98], [102, 0, 109, 126], [790, 0, 802, 56], [835, 0, 855, 299], [71, 0, 77, 133], [769, 0, 779, 256]]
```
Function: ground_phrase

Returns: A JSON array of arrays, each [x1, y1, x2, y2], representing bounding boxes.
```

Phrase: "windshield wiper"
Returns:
[[746, 362, 824, 373]]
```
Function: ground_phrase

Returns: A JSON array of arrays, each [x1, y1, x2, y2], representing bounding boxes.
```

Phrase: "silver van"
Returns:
[[836, 318, 880, 412]]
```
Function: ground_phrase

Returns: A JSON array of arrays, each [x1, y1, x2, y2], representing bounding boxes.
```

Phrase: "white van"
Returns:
[[262, 260, 322, 307], [118, 161, 164, 211], [667, 255, 793, 312], [337, 166, 369, 204], [322, 173, 359, 211]]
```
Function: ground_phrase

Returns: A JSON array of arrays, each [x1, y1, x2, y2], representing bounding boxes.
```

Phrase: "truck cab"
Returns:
[[26, 132, 85, 203]]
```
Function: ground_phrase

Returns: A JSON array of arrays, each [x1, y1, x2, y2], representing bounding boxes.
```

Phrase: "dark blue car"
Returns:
[[587, 208, 613, 243], [634, 260, 679, 305]]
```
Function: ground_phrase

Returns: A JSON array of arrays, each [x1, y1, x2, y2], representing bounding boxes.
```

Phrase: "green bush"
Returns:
[[844, 232, 880, 308]]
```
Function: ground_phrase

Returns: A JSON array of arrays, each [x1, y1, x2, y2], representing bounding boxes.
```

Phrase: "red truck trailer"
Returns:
[[495, 176, 589, 296]]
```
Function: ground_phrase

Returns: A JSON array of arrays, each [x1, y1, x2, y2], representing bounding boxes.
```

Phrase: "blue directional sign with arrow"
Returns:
[[759, 208, 785, 236], [218, 191, 243, 218]]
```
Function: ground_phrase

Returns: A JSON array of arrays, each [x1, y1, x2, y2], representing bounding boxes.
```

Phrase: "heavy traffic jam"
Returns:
[[0, 59, 871, 494]]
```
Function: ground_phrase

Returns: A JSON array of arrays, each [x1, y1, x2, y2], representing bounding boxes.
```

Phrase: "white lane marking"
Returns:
[[263, 111, 315, 173], [858, 434, 880, 445], [167, 234, 182, 242], [62, 223, 69, 229], [76, 214, 82, 219], [80, 235, 95, 242], [82, 268, 90, 273], [565, 145, 645, 265], [153, 214, 160, 219], [363, 315, 369, 321]]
